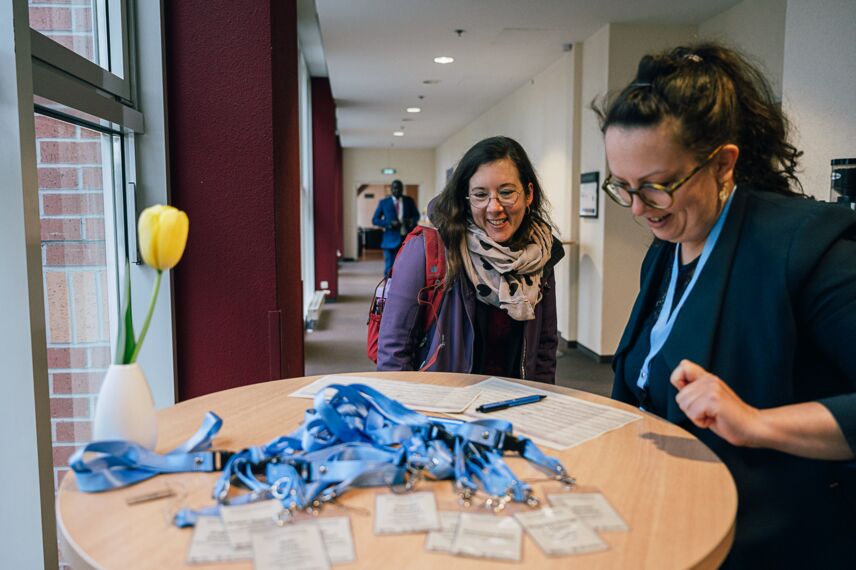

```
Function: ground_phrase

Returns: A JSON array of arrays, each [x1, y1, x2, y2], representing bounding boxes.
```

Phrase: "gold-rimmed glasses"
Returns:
[[602, 145, 723, 209], [466, 187, 522, 208]]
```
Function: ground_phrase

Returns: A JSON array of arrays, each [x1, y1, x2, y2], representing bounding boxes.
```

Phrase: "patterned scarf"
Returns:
[[460, 220, 554, 321]]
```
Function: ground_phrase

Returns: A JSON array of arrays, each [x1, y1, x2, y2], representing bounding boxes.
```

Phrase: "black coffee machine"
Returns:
[[831, 158, 856, 210]]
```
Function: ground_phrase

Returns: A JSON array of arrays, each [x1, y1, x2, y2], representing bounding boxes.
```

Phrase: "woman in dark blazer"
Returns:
[[596, 43, 856, 567]]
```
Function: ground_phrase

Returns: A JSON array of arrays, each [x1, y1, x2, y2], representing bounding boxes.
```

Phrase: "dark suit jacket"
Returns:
[[612, 187, 856, 566], [372, 195, 419, 250]]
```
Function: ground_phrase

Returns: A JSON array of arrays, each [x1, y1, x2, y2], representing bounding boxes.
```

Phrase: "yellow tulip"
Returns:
[[138, 205, 189, 271]]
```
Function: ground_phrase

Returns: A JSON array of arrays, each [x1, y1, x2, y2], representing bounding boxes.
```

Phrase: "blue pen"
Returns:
[[476, 394, 547, 413]]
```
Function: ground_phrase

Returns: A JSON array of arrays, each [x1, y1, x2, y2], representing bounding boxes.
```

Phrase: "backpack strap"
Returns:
[[414, 226, 446, 333]]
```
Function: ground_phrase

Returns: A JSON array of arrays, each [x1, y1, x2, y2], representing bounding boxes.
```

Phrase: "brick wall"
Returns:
[[29, 0, 95, 63], [37, 112, 112, 491]]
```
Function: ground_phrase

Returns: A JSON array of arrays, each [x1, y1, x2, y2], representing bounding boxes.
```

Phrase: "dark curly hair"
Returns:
[[431, 136, 554, 283], [594, 42, 803, 196]]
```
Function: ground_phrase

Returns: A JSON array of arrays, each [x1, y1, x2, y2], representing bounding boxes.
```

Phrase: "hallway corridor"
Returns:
[[304, 254, 613, 396]]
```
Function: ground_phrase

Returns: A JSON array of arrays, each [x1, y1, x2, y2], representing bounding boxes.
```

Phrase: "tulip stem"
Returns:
[[130, 269, 163, 363]]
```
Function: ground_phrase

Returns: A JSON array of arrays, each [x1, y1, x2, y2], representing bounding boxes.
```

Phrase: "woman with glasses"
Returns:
[[598, 43, 856, 566], [376, 136, 563, 382]]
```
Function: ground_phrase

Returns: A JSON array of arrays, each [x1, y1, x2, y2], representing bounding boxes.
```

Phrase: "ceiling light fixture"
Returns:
[[393, 131, 404, 137], [422, 79, 440, 85], [406, 107, 421, 113], [433, 56, 454, 64]]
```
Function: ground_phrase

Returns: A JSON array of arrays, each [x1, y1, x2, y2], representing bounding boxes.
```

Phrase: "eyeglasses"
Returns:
[[602, 145, 723, 209], [466, 187, 522, 208]]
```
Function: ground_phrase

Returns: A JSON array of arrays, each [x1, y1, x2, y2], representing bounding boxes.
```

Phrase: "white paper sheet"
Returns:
[[311, 516, 356, 564], [252, 524, 331, 570], [514, 506, 608, 556], [461, 377, 641, 450], [219, 499, 284, 549], [451, 513, 522, 562], [547, 492, 630, 531], [290, 374, 480, 413], [374, 492, 440, 534], [425, 511, 461, 553], [186, 516, 251, 564]]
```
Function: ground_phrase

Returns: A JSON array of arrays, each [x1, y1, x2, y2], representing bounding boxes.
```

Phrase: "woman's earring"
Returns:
[[525, 206, 531, 216], [718, 181, 730, 202]]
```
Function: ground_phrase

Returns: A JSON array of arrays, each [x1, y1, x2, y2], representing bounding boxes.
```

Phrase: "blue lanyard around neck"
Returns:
[[636, 188, 737, 391]]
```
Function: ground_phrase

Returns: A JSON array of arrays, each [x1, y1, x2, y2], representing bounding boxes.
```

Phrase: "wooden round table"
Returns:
[[57, 372, 737, 569]]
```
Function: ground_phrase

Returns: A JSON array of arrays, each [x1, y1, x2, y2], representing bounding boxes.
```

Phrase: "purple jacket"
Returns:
[[376, 233, 562, 383]]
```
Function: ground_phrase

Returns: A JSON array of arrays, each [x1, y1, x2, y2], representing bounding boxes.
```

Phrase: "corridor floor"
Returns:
[[304, 252, 613, 397]]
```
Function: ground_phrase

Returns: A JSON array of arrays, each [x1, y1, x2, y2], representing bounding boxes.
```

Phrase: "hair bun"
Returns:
[[634, 55, 676, 84]]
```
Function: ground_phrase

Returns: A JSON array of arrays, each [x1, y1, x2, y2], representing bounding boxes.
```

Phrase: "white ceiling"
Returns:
[[310, 0, 740, 149]]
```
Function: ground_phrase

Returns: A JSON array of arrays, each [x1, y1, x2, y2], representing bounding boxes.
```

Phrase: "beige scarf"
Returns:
[[460, 221, 554, 321]]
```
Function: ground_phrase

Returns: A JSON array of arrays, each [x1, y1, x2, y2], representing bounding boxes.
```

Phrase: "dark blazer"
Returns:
[[372, 195, 419, 250], [612, 187, 856, 566]]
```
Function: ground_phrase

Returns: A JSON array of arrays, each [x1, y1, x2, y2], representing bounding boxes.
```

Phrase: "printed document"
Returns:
[[374, 491, 440, 534], [252, 524, 330, 570], [462, 377, 641, 450], [424, 511, 461, 553], [310, 516, 356, 564], [547, 492, 630, 531], [451, 513, 522, 561], [186, 516, 251, 563], [514, 506, 608, 556], [219, 499, 284, 549], [290, 374, 480, 413]]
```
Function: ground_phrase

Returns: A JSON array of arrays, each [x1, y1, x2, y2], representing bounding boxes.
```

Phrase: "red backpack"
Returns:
[[367, 226, 446, 364]]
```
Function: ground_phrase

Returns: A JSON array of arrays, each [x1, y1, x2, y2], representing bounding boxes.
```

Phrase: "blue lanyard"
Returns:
[[70, 382, 573, 526], [637, 188, 736, 390]]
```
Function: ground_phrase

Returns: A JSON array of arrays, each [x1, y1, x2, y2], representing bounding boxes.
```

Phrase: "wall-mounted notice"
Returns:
[[580, 171, 599, 218]]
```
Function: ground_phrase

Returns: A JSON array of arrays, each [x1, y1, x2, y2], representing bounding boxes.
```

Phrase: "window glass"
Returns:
[[35, 111, 121, 491], [29, 0, 108, 69]]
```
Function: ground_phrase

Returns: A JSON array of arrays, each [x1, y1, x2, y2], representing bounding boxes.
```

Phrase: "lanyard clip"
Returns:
[[212, 450, 234, 471]]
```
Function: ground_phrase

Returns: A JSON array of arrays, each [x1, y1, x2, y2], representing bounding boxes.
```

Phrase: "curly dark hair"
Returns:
[[593, 42, 803, 196], [431, 136, 554, 283]]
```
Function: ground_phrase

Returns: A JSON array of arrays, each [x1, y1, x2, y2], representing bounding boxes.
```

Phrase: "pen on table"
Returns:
[[476, 394, 547, 413]]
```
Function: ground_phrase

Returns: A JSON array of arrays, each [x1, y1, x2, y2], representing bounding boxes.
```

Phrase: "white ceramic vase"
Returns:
[[92, 363, 158, 449]]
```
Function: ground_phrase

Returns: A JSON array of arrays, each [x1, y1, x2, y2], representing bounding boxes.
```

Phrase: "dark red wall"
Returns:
[[311, 77, 342, 299], [165, 1, 304, 400]]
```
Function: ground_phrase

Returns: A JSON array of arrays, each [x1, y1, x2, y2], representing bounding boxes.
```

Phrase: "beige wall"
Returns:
[[435, 51, 580, 340], [698, 0, 787, 100], [782, 0, 856, 201], [342, 148, 435, 259], [577, 23, 696, 356]]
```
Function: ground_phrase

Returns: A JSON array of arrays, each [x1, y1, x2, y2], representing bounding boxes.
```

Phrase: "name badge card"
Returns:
[[311, 516, 356, 564], [514, 506, 608, 556], [186, 516, 251, 564], [252, 524, 330, 570], [425, 511, 461, 553], [547, 492, 629, 532], [451, 513, 522, 562], [219, 499, 284, 549], [374, 492, 440, 535]]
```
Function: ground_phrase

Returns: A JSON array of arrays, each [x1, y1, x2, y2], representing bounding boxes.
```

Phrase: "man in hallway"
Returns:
[[372, 179, 419, 275]]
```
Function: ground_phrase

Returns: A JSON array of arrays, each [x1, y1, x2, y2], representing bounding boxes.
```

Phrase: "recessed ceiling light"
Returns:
[[422, 79, 440, 85], [433, 56, 454, 64], [406, 107, 421, 113], [393, 131, 405, 137]]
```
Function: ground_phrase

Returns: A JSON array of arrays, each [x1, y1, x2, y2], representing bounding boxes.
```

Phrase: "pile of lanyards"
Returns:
[[70, 383, 576, 527]]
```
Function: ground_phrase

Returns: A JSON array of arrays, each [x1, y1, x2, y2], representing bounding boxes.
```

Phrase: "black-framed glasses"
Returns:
[[466, 187, 522, 208], [602, 145, 723, 209]]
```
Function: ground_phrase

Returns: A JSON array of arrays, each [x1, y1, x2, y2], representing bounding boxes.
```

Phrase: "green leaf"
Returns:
[[114, 259, 137, 364]]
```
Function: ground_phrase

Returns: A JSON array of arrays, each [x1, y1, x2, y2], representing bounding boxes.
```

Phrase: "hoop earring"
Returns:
[[525, 206, 531, 216]]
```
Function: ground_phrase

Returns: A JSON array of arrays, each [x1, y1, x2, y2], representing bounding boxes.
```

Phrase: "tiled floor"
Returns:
[[304, 252, 614, 397]]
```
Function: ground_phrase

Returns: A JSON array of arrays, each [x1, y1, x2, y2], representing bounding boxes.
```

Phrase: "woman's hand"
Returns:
[[670, 359, 762, 447], [670, 359, 853, 459]]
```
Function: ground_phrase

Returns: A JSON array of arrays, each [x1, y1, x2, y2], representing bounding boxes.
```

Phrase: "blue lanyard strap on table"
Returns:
[[69, 411, 228, 492], [69, 383, 572, 525], [637, 187, 737, 391]]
